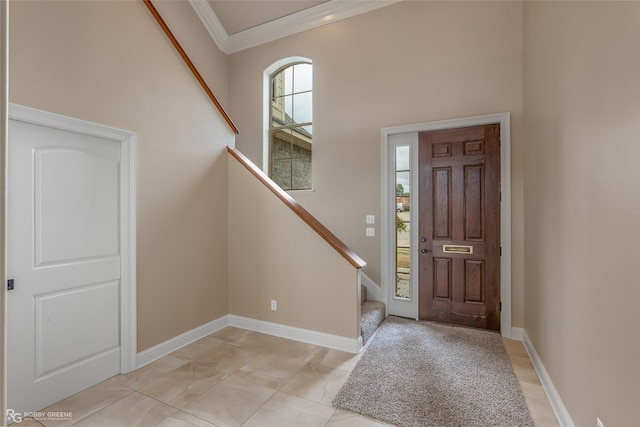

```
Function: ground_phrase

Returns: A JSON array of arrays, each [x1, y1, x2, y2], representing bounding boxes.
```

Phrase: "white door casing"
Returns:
[[381, 113, 513, 337], [386, 132, 419, 319], [7, 104, 136, 415]]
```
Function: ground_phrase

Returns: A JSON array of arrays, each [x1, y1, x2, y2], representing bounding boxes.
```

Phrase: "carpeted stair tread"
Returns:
[[361, 301, 385, 344], [361, 284, 385, 345]]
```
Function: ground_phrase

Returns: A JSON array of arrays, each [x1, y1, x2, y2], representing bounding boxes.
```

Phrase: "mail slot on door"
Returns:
[[442, 245, 474, 254]]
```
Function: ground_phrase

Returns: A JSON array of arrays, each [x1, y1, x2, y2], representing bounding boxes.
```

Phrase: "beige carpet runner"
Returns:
[[333, 316, 534, 427]]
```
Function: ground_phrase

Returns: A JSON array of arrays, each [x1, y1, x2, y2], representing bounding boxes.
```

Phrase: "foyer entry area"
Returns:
[[16, 325, 558, 426], [382, 113, 513, 337]]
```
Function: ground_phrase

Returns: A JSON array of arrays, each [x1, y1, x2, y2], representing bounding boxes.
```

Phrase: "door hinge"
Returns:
[[7, 279, 14, 291], [500, 246, 502, 256], [499, 302, 502, 312], [500, 191, 502, 202]]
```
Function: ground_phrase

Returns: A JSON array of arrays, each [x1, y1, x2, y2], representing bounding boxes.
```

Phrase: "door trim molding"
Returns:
[[8, 103, 138, 372], [381, 112, 513, 337]]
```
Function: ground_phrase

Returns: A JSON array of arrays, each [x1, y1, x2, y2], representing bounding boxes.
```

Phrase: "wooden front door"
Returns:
[[418, 124, 501, 330]]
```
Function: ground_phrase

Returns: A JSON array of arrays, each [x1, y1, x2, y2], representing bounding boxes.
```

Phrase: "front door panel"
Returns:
[[418, 124, 500, 330]]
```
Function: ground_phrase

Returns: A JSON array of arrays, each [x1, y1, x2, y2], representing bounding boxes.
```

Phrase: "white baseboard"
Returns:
[[136, 314, 363, 369], [228, 315, 362, 354], [136, 315, 230, 368], [510, 327, 524, 340], [522, 330, 576, 427]]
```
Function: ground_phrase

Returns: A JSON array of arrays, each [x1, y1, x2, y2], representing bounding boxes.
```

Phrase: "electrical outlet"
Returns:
[[366, 215, 375, 224], [597, 418, 604, 427], [271, 300, 277, 311], [366, 227, 375, 237]]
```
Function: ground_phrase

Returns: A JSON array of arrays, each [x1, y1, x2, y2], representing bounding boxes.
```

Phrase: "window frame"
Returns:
[[263, 57, 313, 192]]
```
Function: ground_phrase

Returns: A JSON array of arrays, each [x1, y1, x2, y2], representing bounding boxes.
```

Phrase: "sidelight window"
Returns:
[[395, 145, 411, 299]]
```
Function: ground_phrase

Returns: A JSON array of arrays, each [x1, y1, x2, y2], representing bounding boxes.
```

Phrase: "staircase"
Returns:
[[361, 285, 386, 345]]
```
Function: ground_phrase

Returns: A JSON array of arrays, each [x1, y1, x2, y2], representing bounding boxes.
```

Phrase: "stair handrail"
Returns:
[[143, 0, 239, 134], [228, 146, 366, 269]]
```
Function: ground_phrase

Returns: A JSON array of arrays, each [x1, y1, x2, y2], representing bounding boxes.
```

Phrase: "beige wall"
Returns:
[[228, 154, 359, 338], [9, 1, 235, 351], [523, 2, 640, 426], [10, 1, 639, 423], [228, 1, 526, 327]]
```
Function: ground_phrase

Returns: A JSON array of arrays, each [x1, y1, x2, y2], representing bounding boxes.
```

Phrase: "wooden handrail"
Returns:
[[143, 0, 239, 134], [227, 147, 366, 269]]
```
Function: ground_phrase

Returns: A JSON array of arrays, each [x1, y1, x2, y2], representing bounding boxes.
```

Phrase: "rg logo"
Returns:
[[6, 409, 23, 423]]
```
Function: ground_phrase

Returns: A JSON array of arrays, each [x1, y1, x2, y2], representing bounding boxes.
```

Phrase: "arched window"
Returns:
[[266, 59, 312, 190]]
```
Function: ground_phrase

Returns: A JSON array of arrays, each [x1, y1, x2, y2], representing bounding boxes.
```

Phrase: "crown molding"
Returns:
[[189, 0, 229, 47], [189, 0, 401, 54]]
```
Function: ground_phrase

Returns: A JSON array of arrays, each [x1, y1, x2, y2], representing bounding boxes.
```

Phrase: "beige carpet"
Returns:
[[333, 316, 534, 427]]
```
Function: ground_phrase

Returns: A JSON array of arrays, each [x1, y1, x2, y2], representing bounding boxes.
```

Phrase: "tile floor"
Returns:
[[18, 327, 559, 427]]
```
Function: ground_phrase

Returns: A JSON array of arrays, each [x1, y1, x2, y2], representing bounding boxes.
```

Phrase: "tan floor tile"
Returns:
[[510, 354, 535, 371], [13, 327, 560, 427], [502, 338, 529, 358], [519, 381, 548, 398], [309, 347, 362, 372], [69, 392, 177, 427], [243, 392, 335, 427], [525, 394, 560, 427], [199, 334, 258, 354], [188, 342, 257, 374], [112, 355, 187, 390], [139, 360, 229, 408], [168, 337, 231, 362], [234, 331, 318, 360], [511, 358, 543, 384], [156, 410, 222, 427], [8, 417, 46, 427], [35, 379, 132, 427], [235, 353, 307, 389], [326, 410, 393, 426], [209, 327, 251, 344], [533, 420, 562, 427], [182, 376, 275, 427], [502, 339, 559, 427], [281, 362, 351, 406]]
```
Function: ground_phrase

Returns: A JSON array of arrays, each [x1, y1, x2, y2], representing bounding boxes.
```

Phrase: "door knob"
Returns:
[[420, 248, 431, 254]]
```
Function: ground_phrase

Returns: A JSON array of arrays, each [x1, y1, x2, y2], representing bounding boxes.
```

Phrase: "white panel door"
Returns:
[[7, 117, 122, 414]]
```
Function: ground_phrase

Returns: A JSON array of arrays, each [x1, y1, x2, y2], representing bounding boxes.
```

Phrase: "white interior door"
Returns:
[[7, 112, 125, 414]]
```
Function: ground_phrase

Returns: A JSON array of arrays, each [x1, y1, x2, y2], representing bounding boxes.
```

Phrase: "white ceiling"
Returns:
[[207, 1, 328, 35], [189, 0, 402, 54]]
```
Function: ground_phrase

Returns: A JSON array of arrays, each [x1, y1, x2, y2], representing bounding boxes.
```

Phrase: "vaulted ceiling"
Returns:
[[208, 0, 328, 35], [188, 0, 401, 53]]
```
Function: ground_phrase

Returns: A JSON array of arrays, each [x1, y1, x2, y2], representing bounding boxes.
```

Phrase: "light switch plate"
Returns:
[[366, 227, 375, 237], [366, 215, 375, 224]]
